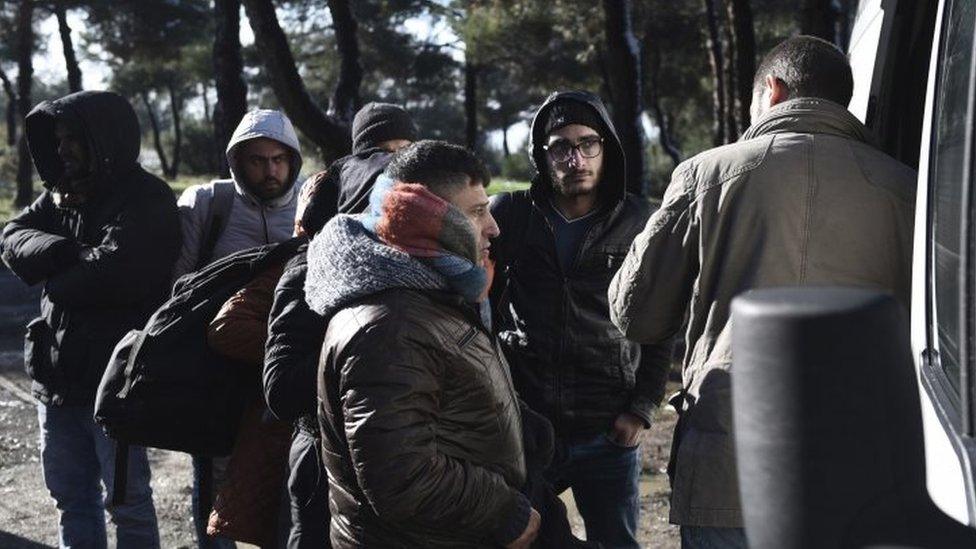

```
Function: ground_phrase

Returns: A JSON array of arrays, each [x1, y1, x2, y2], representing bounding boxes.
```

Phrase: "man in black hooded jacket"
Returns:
[[0, 90, 180, 548], [489, 91, 672, 548], [263, 101, 416, 548]]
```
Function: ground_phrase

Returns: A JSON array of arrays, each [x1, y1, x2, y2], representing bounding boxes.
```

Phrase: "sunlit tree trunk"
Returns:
[[242, 0, 351, 162]]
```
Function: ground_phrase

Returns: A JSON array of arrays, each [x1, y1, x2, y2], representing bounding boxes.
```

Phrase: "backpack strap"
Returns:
[[195, 181, 236, 270]]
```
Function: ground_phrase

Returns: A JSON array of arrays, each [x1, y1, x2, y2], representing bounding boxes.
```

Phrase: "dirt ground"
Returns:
[[0, 267, 680, 548]]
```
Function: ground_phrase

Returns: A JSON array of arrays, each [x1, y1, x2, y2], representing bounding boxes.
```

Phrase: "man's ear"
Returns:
[[765, 75, 789, 107]]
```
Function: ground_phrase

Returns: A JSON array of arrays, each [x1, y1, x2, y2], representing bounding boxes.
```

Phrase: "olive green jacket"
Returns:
[[609, 98, 916, 527]]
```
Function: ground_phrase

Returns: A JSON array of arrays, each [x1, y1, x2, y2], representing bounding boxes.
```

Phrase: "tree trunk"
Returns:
[[645, 47, 681, 168], [326, 0, 362, 126], [141, 91, 172, 178], [201, 81, 211, 123], [800, 0, 840, 43], [464, 59, 479, 151], [0, 69, 16, 147], [213, 0, 247, 178], [726, 0, 756, 132], [703, 0, 727, 146], [14, 0, 34, 207], [54, 4, 82, 93], [242, 0, 350, 162], [167, 84, 183, 179], [603, 0, 646, 195], [721, 9, 738, 139], [501, 123, 510, 158]]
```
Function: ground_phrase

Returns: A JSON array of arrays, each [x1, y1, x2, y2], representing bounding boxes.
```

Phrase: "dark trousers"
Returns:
[[547, 433, 641, 549], [680, 526, 748, 549], [191, 455, 235, 549], [286, 430, 330, 548]]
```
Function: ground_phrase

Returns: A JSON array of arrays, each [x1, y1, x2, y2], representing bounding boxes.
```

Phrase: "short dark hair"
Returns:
[[753, 35, 853, 106], [384, 140, 491, 198]]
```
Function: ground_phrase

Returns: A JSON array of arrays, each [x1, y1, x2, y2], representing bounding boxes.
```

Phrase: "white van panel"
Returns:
[[911, 0, 972, 525], [848, 0, 886, 121]]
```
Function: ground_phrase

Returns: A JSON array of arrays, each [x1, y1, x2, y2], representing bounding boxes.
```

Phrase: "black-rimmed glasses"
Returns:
[[543, 137, 604, 162]]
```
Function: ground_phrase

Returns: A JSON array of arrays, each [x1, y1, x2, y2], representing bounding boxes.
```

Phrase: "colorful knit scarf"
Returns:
[[362, 174, 493, 304]]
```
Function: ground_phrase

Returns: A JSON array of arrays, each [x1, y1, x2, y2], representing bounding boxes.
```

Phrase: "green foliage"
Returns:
[[179, 119, 220, 176]]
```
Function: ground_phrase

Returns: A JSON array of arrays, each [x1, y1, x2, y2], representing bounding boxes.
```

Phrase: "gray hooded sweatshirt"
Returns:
[[172, 109, 303, 279]]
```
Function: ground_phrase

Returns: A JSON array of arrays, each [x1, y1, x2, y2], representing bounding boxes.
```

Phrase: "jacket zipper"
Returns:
[[260, 206, 270, 243]]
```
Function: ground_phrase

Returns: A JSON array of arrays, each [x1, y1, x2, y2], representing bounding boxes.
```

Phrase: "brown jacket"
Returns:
[[609, 98, 916, 527], [319, 289, 528, 548]]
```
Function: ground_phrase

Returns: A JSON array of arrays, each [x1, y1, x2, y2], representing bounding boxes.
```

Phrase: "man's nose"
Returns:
[[486, 213, 501, 238], [567, 148, 585, 167]]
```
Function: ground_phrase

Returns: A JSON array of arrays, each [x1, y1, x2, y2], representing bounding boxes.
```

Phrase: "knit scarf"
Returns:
[[362, 174, 493, 304]]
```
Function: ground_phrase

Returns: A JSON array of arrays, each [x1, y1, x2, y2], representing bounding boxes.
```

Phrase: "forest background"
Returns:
[[0, 0, 858, 222]]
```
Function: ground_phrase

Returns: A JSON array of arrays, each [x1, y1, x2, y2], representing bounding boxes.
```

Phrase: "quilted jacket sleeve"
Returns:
[[0, 192, 81, 285], [263, 254, 325, 422], [44, 184, 180, 308], [208, 264, 285, 366]]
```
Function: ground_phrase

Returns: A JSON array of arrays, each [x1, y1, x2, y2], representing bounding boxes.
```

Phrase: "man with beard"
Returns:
[[489, 91, 672, 548], [1, 90, 181, 548], [172, 108, 304, 549]]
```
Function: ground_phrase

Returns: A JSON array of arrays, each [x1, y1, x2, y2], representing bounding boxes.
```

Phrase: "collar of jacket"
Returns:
[[304, 214, 449, 319], [231, 177, 298, 209], [741, 97, 873, 145]]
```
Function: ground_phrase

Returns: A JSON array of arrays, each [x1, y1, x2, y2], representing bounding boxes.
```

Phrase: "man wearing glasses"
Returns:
[[489, 91, 672, 548]]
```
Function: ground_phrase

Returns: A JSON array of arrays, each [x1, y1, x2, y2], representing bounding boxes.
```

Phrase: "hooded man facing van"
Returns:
[[171, 108, 304, 549], [0, 90, 181, 548]]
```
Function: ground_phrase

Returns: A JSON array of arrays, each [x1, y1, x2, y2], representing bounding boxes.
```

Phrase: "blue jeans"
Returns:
[[191, 455, 235, 549], [680, 526, 748, 549], [546, 432, 641, 549], [37, 403, 159, 549]]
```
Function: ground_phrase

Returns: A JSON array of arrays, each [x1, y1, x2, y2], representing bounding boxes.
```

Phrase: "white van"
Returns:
[[850, 0, 973, 529]]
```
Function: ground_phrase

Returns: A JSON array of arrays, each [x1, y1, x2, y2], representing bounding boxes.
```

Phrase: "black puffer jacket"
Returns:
[[0, 90, 181, 406], [264, 147, 394, 432], [263, 243, 321, 433], [489, 90, 671, 439]]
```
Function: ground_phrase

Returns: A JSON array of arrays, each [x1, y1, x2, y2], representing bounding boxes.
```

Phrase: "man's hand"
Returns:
[[608, 412, 647, 447], [505, 508, 541, 549]]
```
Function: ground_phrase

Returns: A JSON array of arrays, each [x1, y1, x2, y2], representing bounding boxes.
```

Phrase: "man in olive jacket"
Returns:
[[0, 90, 180, 548], [305, 141, 539, 548], [609, 37, 915, 548]]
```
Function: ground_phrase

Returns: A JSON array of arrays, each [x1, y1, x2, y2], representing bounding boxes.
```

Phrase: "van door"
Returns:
[[912, 0, 976, 526]]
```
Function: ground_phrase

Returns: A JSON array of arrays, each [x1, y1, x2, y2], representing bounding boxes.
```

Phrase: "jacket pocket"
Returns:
[[24, 317, 56, 386]]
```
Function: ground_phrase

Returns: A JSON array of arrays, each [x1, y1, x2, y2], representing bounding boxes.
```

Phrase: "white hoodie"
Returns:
[[172, 109, 303, 280]]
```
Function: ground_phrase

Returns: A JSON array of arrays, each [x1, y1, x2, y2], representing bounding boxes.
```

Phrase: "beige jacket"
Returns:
[[609, 98, 916, 527]]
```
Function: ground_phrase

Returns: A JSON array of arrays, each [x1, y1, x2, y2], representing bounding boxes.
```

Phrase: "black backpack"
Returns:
[[94, 236, 303, 458]]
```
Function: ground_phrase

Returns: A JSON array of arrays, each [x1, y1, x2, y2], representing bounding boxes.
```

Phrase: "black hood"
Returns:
[[25, 90, 142, 193], [528, 90, 627, 206]]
